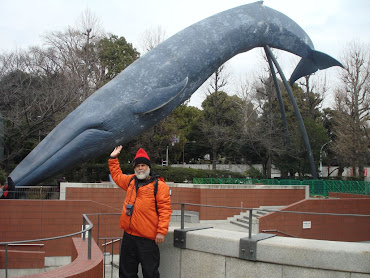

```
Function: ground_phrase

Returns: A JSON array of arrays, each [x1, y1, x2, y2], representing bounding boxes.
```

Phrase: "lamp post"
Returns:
[[166, 146, 169, 166], [320, 140, 332, 178]]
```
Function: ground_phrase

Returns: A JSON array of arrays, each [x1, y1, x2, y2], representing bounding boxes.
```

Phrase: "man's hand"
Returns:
[[155, 233, 165, 245], [110, 146, 122, 158]]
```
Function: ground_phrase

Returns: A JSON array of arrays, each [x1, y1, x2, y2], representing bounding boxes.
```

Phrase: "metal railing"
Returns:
[[192, 178, 370, 196], [83, 212, 121, 278], [101, 237, 121, 278], [0, 214, 93, 278], [261, 229, 297, 237], [1, 187, 60, 199]]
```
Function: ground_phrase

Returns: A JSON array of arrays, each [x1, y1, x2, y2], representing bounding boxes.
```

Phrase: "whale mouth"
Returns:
[[12, 127, 112, 186]]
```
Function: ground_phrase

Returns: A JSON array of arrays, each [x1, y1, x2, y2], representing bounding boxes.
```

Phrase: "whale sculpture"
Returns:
[[10, 1, 342, 186]]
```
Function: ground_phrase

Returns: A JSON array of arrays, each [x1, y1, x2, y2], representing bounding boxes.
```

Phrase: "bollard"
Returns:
[[249, 209, 253, 239], [181, 204, 185, 229]]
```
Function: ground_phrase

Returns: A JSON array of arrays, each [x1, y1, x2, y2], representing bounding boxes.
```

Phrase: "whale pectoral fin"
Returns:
[[133, 77, 189, 115], [289, 50, 344, 85]]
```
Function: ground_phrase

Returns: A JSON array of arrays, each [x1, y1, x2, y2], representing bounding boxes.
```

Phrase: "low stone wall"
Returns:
[[5, 238, 103, 278], [158, 227, 370, 278]]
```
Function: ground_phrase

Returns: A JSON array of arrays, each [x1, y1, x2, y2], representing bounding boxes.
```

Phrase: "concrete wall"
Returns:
[[259, 198, 370, 242], [61, 182, 307, 220], [159, 228, 370, 278], [0, 183, 306, 268], [171, 184, 307, 220], [0, 199, 121, 261]]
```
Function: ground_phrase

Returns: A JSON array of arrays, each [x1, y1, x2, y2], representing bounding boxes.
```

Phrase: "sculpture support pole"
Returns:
[[264, 45, 318, 179], [264, 48, 290, 147]]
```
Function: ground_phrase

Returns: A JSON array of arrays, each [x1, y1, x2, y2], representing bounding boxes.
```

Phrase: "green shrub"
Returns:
[[245, 167, 263, 179], [152, 165, 245, 183], [55, 162, 246, 184]]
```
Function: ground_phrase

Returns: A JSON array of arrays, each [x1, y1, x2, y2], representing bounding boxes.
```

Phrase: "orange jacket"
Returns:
[[109, 158, 172, 240]]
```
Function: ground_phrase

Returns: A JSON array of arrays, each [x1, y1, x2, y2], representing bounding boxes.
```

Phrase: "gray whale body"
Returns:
[[10, 1, 342, 185]]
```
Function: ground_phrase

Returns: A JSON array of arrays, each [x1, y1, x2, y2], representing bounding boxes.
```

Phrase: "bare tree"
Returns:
[[76, 8, 105, 39], [252, 50, 284, 178], [0, 8, 141, 178], [0, 49, 80, 171], [201, 63, 235, 170], [233, 76, 260, 165], [78, 8, 106, 97], [236, 76, 258, 134], [138, 25, 167, 54], [236, 49, 305, 178], [42, 8, 106, 101], [332, 41, 370, 177]]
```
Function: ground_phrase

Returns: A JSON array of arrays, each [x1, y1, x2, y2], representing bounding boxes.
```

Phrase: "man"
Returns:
[[0, 182, 6, 199], [109, 146, 172, 278], [0, 177, 15, 199]]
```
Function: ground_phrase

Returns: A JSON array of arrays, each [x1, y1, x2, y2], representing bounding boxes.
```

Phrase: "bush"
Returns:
[[152, 165, 245, 183], [245, 167, 263, 179], [50, 162, 246, 184]]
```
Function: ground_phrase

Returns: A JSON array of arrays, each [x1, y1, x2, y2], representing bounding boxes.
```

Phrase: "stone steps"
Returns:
[[228, 206, 285, 231]]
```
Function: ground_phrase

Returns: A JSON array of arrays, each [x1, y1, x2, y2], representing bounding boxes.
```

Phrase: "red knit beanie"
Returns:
[[133, 148, 151, 168]]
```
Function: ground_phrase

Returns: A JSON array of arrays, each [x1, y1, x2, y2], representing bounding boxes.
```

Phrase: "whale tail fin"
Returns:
[[289, 50, 343, 85]]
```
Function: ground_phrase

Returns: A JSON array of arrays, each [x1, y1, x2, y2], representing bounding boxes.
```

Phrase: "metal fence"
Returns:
[[84, 213, 122, 278], [192, 178, 370, 196], [1, 186, 60, 199]]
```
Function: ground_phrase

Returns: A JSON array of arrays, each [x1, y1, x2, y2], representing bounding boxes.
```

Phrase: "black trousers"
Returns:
[[120, 232, 160, 278]]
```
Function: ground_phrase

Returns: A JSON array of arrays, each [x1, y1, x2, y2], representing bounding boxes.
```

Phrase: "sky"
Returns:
[[1, 0, 369, 108]]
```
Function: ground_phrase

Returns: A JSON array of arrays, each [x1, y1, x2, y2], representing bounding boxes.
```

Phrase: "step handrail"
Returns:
[[7, 243, 44, 247]]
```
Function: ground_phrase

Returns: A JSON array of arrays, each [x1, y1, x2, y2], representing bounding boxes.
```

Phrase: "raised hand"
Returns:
[[110, 145, 122, 158]]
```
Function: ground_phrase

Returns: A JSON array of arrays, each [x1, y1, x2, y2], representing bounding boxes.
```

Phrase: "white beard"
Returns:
[[135, 168, 150, 180]]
